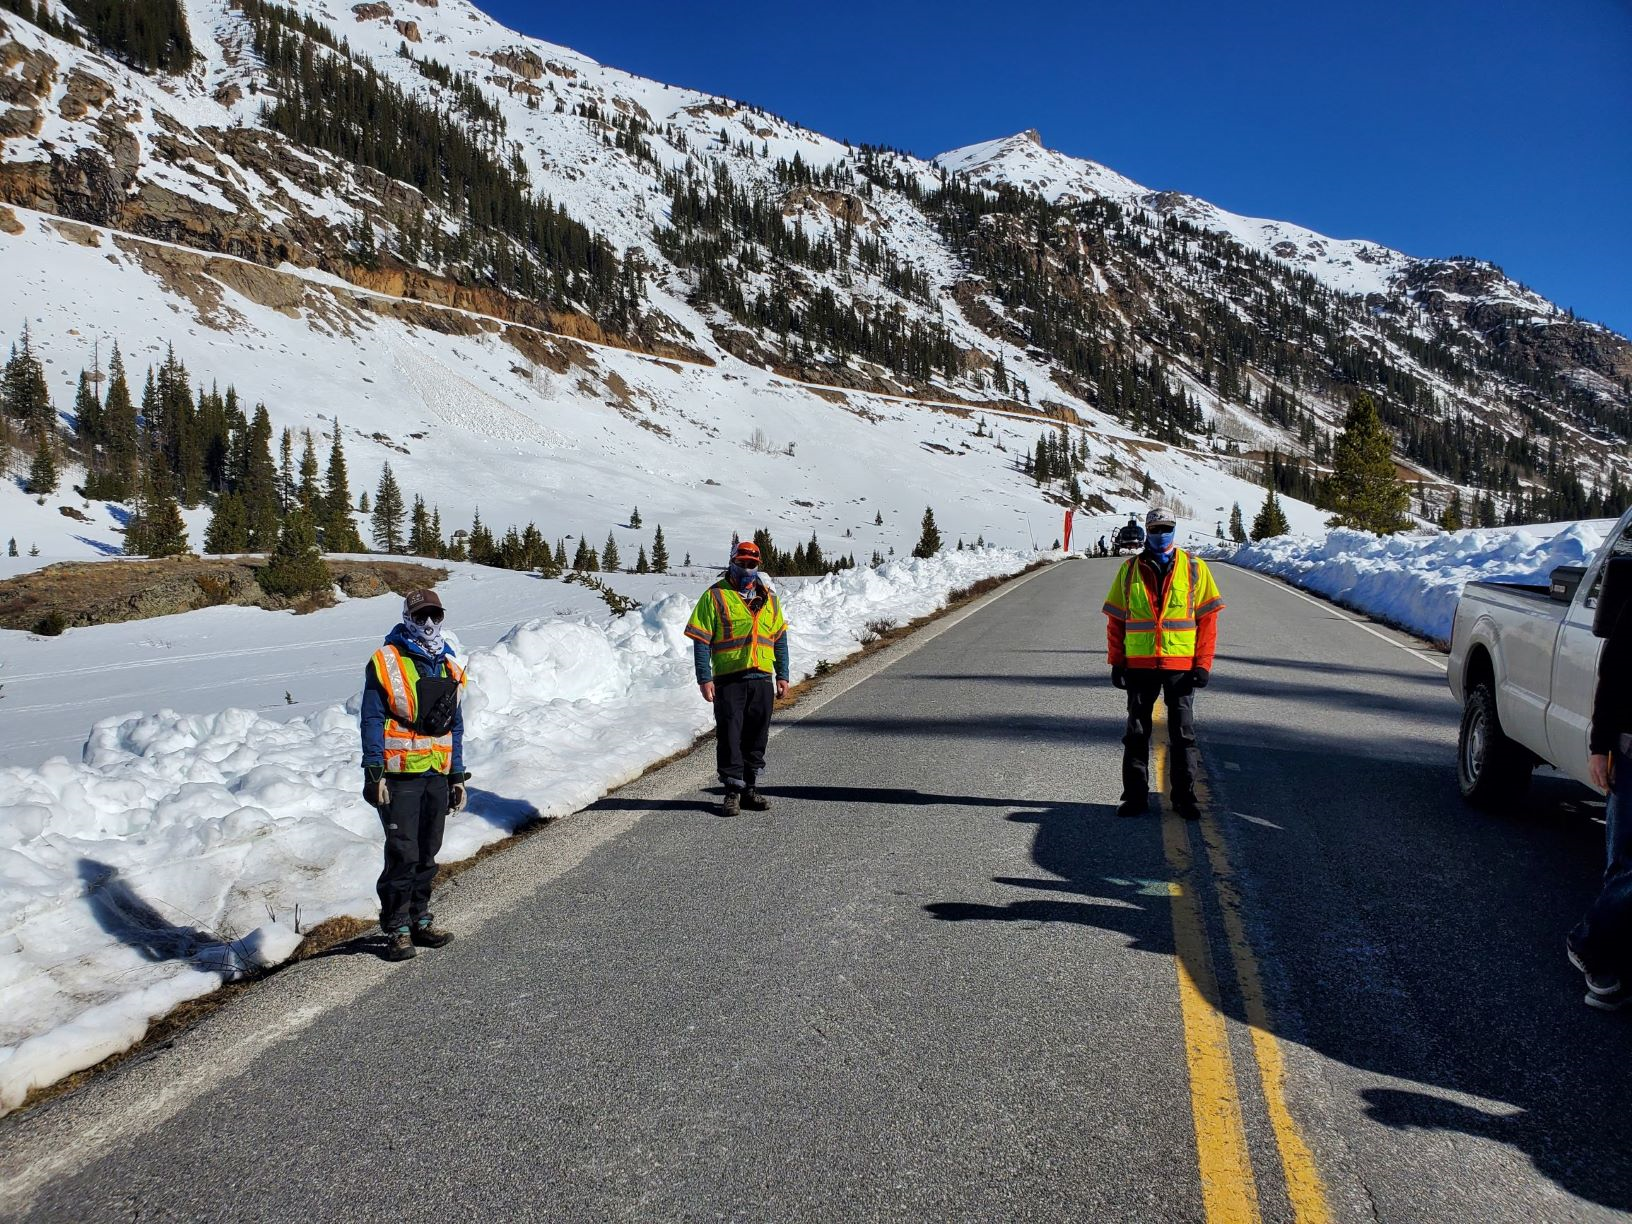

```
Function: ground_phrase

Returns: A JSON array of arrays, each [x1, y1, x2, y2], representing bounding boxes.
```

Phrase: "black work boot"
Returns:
[[720, 791, 741, 817], [1116, 796, 1149, 818], [740, 789, 771, 812], [383, 928, 416, 961], [1172, 795, 1202, 821], [412, 919, 453, 948]]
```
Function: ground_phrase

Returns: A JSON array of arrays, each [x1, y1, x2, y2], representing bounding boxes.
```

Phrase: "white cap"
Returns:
[[1146, 507, 1176, 529]]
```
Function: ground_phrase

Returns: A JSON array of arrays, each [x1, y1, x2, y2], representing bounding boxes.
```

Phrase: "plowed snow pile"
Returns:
[[1222, 523, 1611, 642]]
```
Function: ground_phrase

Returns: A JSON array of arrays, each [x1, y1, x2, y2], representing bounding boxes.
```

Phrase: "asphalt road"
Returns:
[[4, 557, 1628, 1222]]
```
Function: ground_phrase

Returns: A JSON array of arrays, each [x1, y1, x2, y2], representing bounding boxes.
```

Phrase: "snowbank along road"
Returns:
[[2, 558, 1627, 1222]]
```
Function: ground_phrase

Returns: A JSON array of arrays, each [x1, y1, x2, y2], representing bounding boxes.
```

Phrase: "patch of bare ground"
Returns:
[[0, 557, 447, 633]]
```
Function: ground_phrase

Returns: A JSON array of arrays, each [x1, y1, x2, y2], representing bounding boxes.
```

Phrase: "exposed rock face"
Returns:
[[1404, 260, 1632, 383], [490, 47, 543, 79], [782, 187, 877, 229], [393, 19, 420, 41], [58, 67, 114, 120], [351, 2, 392, 19]]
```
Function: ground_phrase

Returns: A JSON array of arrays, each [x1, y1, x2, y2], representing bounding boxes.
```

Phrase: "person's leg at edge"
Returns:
[[1120, 673, 1160, 814], [1164, 672, 1202, 818]]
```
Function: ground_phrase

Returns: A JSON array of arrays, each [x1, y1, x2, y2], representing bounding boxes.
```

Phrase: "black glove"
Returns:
[[449, 771, 469, 812], [1111, 664, 1128, 690], [363, 765, 389, 807], [1189, 667, 1211, 689]]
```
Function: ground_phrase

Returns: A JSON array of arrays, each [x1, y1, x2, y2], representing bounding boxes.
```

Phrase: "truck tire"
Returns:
[[1457, 683, 1532, 808]]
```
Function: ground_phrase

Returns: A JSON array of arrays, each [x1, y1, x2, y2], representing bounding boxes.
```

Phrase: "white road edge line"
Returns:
[[1230, 565, 1448, 673], [0, 560, 1058, 1212]]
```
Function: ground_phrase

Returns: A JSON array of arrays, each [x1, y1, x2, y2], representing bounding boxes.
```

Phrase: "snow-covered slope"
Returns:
[[936, 129, 1412, 299]]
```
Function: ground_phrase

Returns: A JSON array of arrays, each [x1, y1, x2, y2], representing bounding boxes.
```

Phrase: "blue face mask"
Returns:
[[1146, 529, 1176, 554]]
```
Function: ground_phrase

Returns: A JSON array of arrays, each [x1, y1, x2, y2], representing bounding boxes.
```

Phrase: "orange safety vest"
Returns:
[[370, 644, 466, 774], [1102, 549, 1224, 667]]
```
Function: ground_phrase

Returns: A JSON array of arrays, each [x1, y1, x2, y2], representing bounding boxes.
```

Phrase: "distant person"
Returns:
[[1097, 536, 1108, 558], [686, 539, 790, 816], [1103, 508, 1225, 820], [361, 588, 468, 962], [1568, 590, 1632, 1008]]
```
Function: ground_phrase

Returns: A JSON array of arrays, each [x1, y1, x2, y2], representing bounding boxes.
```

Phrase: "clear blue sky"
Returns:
[[485, 0, 1632, 336]]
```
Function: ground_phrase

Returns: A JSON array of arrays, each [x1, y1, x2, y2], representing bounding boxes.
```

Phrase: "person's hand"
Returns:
[[1190, 666, 1211, 689], [1110, 664, 1128, 690], [699, 681, 715, 704], [775, 679, 790, 699], [1590, 753, 1612, 793], [449, 772, 468, 812], [363, 765, 389, 807]]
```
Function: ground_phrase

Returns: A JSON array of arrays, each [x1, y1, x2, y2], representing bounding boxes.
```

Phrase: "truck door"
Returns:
[[1547, 512, 1632, 780]]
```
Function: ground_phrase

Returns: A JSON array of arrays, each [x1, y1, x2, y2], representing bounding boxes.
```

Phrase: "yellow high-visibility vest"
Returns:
[[1102, 549, 1224, 664], [684, 581, 788, 677], [371, 645, 466, 774]]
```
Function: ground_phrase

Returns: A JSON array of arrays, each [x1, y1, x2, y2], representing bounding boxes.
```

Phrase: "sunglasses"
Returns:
[[411, 609, 444, 625]]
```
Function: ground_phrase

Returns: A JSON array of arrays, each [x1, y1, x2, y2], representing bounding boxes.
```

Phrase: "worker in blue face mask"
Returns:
[[1102, 509, 1226, 819]]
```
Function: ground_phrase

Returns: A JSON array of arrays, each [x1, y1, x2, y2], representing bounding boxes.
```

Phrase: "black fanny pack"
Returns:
[[414, 674, 460, 737]]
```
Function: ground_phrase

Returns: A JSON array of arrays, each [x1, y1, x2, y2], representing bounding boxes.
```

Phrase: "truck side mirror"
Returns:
[[1594, 556, 1632, 639]]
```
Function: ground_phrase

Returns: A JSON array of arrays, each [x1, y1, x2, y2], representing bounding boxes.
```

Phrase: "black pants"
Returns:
[[1123, 671, 1202, 805], [376, 771, 449, 932], [714, 672, 774, 792]]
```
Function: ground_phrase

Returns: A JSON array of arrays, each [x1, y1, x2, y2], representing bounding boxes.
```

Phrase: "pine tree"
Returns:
[[1251, 484, 1290, 541], [873, 510, 883, 526], [277, 428, 295, 514], [128, 455, 189, 557], [25, 421, 57, 495], [6, 538, 15, 557], [911, 506, 942, 559], [572, 535, 596, 571], [203, 492, 250, 553], [297, 429, 321, 515], [603, 530, 621, 571], [1228, 502, 1247, 544], [358, 490, 370, 514], [241, 405, 281, 549], [1, 327, 50, 425], [322, 423, 365, 554], [629, 506, 642, 528], [259, 510, 332, 597], [1439, 489, 1465, 533], [74, 369, 102, 448], [99, 345, 138, 500], [651, 524, 669, 572], [371, 463, 406, 553], [1326, 394, 1410, 534], [635, 545, 650, 573], [554, 539, 568, 569]]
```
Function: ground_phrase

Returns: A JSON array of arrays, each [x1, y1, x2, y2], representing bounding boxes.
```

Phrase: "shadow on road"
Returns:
[[920, 661, 1632, 1212]]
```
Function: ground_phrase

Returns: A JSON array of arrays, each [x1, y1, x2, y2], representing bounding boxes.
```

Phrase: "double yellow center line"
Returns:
[[1155, 703, 1331, 1224]]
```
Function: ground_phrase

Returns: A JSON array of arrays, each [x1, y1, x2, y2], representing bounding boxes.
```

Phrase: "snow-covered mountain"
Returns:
[[0, 0, 1626, 564]]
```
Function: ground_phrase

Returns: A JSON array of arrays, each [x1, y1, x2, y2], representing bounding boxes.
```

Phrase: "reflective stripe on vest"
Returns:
[[691, 583, 786, 676], [1118, 551, 1201, 662], [371, 645, 465, 774]]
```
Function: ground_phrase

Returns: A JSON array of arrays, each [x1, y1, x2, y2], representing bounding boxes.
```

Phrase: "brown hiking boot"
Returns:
[[740, 790, 771, 812], [411, 921, 453, 948], [720, 791, 741, 817], [383, 929, 416, 961]]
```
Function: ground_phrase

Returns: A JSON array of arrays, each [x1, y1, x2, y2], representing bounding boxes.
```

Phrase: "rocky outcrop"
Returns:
[[393, 19, 420, 42], [782, 187, 876, 229], [58, 67, 114, 120], [490, 47, 544, 79], [351, 2, 392, 20]]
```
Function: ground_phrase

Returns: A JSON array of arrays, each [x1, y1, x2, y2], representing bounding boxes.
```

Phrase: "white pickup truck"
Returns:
[[1449, 507, 1632, 805]]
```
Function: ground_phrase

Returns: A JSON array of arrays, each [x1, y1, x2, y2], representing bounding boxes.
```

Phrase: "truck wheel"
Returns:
[[1457, 683, 1532, 808]]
